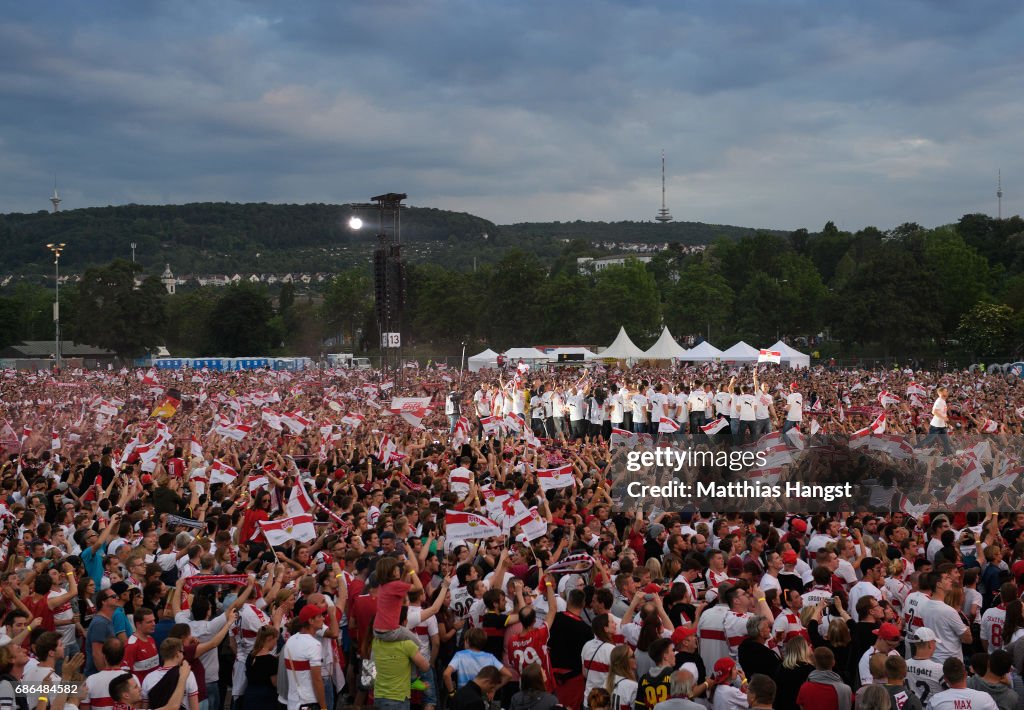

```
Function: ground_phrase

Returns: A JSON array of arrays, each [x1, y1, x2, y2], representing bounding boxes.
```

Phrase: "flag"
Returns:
[[216, 422, 253, 441], [189, 436, 203, 459], [445, 511, 503, 543], [261, 408, 282, 431], [97, 400, 118, 417], [480, 416, 502, 437], [981, 419, 999, 434], [209, 459, 238, 484], [258, 514, 316, 547], [536, 464, 575, 491], [610, 427, 638, 448], [503, 414, 524, 434], [280, 411, 311, 434], [388, 397, 433, 413], [907, 382, 927, 397], [377, 435, 398, 464], [151, 390, 181, 419], [286, 483, 315, 516], [517, 507, 549, 541], [809, 419, 821, 436], [785, 427, 806, 450], [850, 412, 886, 441], [658, 417, 680, 433], [399, 409, 429, 429], [340, 413, 364, 428], [523, 427, 541, 449], [947, 460, 984, 505], [452, 417, 471, 451], [701, 417, 728, 436], [758, 349, 781, 364], [761, 443, 794, 469], [0, 421, 18, 451], [980, 463, 1023, 492], [326, 398, 345, 413], [248, 475, 269, 493], [899, 496, 930, 518], [877, 390, 901, 408]]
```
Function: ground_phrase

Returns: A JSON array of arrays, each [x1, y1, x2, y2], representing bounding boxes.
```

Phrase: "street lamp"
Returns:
[[46, 242, 66, 370], [131, 242, 137, 263]]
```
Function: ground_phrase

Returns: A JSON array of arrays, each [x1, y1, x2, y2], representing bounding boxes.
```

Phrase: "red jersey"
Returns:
[[124, 633, 159, 682], [24, 594, 56, 633], [167, 457, 185, 480], [349, 593, 377, 648], [507, 625, 554, 691]]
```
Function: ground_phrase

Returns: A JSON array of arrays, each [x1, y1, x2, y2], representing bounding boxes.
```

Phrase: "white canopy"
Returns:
[[765, 340, 811, 369], [720, 341, 760, 362], [467, 348, 499, 372], [503, 347, 549, 361], [550, 347, 598, 360], [598, 327, 646, 360], [680, 341, 724, 362], [642, 327, 688, 360]]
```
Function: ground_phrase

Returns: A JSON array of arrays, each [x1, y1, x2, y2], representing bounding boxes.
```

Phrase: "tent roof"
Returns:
[[468, 348, 499, 360], [503, 347, 549, 360], [766, 340, 805, 357], [550, 347, 598, 359], [720, 341, 760, 360], [681, 341, 723, 361], [642, 327, 688, 359], [765, 340, 811, 367], [599, 327, 646, 359]]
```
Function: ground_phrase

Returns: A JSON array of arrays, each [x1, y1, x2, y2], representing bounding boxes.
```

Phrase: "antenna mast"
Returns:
[[655, 150, 673, 223]]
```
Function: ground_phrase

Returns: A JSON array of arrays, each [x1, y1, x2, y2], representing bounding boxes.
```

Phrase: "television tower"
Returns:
[[655, 150, 673, 222], [998, 169, 1003, 221], [49, 178, 61, 213]]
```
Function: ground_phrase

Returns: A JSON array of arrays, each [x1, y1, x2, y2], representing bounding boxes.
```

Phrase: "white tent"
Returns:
[[598, 327, 646, 360], [467, 348, 499, 372], [720, 341, 760, 362], [503, 347, 549, 362], [549, 347, 598, 360], [765, 340, 811, 369], [680, 341, 724, 362], [642, 327, 688, 360]]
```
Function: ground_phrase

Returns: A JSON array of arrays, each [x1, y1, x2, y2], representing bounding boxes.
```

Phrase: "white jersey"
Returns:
[[802, 586, 834, 610], [920, 598, 967, 664], [406, 606, 438, 660], [697, 604, 730, 671], [234, 602, 271, 658], [48, 588, 76, 648], [282, 632, 323, 710], [86, 669, 131, 710], [848, 581, 881, 622], [906, 657, 945, 704], [980, 604, 1007, 652], [142, 666, 200, 709], [882, 577, 912, 615], [448, 466, 472, 497], [859, 647, 898, 687], [786, 393, 803, 422], [581, 639, 615, 705], [723, 611, 752, 659], [926, 687, 998, 710], [903, 591, 931, 655]]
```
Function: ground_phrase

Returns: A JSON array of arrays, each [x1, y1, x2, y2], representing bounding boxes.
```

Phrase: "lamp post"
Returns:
[[46, 242, 66, 370], [131, 242, 137, 263]]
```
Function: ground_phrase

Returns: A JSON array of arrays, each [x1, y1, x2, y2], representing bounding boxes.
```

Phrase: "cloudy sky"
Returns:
[[1, 0, 1021, 230]]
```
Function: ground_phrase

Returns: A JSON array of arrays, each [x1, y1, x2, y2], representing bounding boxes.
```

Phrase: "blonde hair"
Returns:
[[782, 635, 812, 670], [605, 644, 635, 694], [827, 619, 851, 647]]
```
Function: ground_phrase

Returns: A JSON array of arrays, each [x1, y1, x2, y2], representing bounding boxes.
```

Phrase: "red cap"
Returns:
[[140, 474, 153, 485], [873, 623, 901, 641], [671, 626, 697, 644], [297, 604, 326, 625], [790, 382, 799, 390], [782, 550, 798, 565], [643, 583, 662, 595], [789, 518, 808, 534], [713, 657, 736, 679], [1012, 560, 1024, 581]]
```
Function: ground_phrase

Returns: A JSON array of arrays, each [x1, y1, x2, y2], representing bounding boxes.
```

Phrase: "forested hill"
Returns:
[[0, 202, 777, 274]]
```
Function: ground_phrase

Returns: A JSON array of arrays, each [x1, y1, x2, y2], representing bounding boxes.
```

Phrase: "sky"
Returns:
[[1, 0, 1022, 231]]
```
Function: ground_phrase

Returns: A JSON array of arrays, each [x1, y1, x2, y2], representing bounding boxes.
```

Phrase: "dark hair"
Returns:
[[647, 637, 673, 666], [108, 673, 134, 703], [943, 657, 966, 685], [747, 674, 776, 704], [520, 662, 546, 692]]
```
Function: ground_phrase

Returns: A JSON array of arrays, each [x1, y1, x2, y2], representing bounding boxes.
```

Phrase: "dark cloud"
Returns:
[[0, 0, 1022, 229]]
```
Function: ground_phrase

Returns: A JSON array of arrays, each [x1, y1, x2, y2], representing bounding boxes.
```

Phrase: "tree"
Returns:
[[206, 283, 276, 356], [322, 268, 373, 349], [665, 262, 734, 342], [164, 288, 220, 355], [71, 260, 167, 357], [582, 260, 661, 345], [922, 227, 990, 333], [957, 303, 1013, 356]]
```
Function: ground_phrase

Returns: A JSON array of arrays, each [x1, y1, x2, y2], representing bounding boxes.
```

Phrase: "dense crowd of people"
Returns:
[[0, 359, 1023, 710]]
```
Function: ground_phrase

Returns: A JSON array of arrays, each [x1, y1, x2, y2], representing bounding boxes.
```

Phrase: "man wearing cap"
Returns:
[[282, 604, 329, 710], [848, 558, 883, 623], [920, 564, 971, 664], [857, 622, 901, 688], [778, 549, 806, 597], [709, 657, 746, 710], [906, 627, 943, 703], [928, 658, 999, 710]]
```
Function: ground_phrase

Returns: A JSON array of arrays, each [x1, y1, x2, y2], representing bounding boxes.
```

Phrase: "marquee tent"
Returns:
[[720, 341, 760, 362], [467, 348, 499, 372], [598, 327, 646, 360], [642, 327, 688, 360], [765, 340, 811, 369], [503, 347, 550, 362], [680, 341, 724, 362]]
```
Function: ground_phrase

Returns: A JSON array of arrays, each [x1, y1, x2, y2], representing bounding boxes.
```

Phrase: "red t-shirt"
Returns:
[[508, 625, 554, 691], [239, 509, 268, 546], [25, 594, 56, 633], [796, 680, 853, 710], [125, 634, 159, 682], [374, 580, 412, 632], [349, 594, 378, 647]]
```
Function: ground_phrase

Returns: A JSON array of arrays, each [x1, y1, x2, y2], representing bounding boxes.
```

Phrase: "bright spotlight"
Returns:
[[348, 216, 363, 230]]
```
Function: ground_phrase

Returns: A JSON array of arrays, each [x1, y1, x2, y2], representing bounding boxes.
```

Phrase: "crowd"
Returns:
[[0, 359, 1023, 710]]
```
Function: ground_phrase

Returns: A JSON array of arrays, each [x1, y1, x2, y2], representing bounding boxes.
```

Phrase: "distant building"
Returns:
[[577, 255, 654, 273], [161, 264, 176, 295]]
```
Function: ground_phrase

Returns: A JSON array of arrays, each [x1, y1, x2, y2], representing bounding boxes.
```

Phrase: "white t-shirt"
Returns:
[[930, 397, 948, 428], [406, 606, 438, 660], [859, 646, 898, 686], [926, 687, 998, 710], [142, 665, 200, 709], [631, 394, 648, 422], [786, 393, 803, 422], [903, 591, 931, 655], [282, 632, 323, 710], [714, 392, 732, 416], [86, 669, 128, 710], [737, 394, 756, 421], [980, 604, 1007, 651], [848, 581, 881, 622], [906, 657, 945, 704], [650, 393, 669, 422], [920, 598, 967, 664]]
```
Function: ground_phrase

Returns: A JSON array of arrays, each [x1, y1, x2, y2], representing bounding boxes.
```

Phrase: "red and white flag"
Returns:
[[785, 427, 806, 450], [0, 421, 18, 450], [286, 483, 315, 516], [258, 514, 316, 547], [340, 413, 364, 428], [536, 464, 575, 491], [701, 417, 728, 436], [758, 349, 781, 364], [378, 435, 398, 463], [452, 417, 471, 451], [981, 419, 999, 434], [946, 460, 984, 505], [209, 459, 237, 484], [261, 408, 282, 431], [189, 435, 203, 459], [480, 416, 502, 437], [216, 422, 252, 441], [809, 419, 821, 436], [907, 382, 927, 397], [280, 411, 311, 434], [523, 426, 541, 449], [899, 496, 930, 518], [398, 408, 429, 429], [850, 413, 886, 440], [141, 368, 159, 386], [326, 398, 345, 413], [877, 391, 901, 407], [610, 427, 638, 448], [658, 417, 680, 433], [445, 511, 503, 543], [50, 430, 61, 451], [503, 413, 524, 434], [516, 507, 549, 541], [248, 475, 269, 493], [97, 400, 118, 417]]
